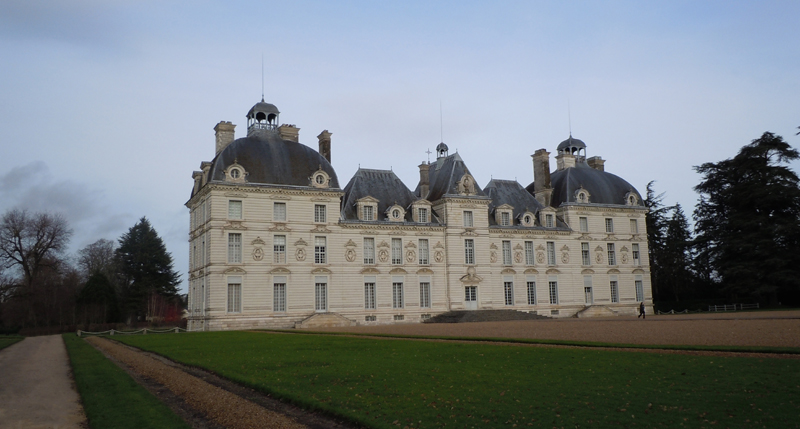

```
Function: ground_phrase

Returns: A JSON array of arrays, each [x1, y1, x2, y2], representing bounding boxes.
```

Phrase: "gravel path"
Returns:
[[0, 335, 86, 428], [86, 336, 307, 429], [312, 310, 800, 348]]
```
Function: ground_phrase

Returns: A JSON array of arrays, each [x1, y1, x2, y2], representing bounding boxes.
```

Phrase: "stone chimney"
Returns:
[[278, 124, 300, 142], [532, 149, 553, 207], [418, 162, 431, 199], [200, 161, 212, 185], [192, 171, 203, 194], [587, 156, 605, 171], [318, 130, 332, 164], [214, 121, 236, 155], [556, 152, 576, 171]]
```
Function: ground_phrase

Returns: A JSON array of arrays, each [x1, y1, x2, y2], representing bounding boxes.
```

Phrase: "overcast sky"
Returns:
[[1, 0, 798, 293]]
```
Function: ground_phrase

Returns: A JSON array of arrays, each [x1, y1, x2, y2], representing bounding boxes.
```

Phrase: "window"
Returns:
[[418, 207, 429, 223], [228, 233, 242, 263], [314, 204, 326, 223], [579, 217, 588, 232], [228, 200, 242, 219], [546, 241, 556, 265], [504, 280, 514, 305], [527, 281, 536, 305], [315, 278, 327, 311], [273, 279, 286, 312], [463, 211, 474, 227], [274, 202, 286, 221], [635, 275, 644, 302], [610, 280, 619, 303], [501, 211, 511, 226], [419, 282, 431, 308], [632, 243, 640, 265], [607, 243, 616, 265], [524, 241, 534, 265], [418, 239, 429, 265], [523, 214, 533, 226], [502, 241, 512, 265], [363, 238, 375, 265], [605, 218, 614, 233], [464, 239, 475, 265], [391, 238, 402, 265], [577, 191, 587, 203], [273, 235, 286, 263], [364, 280, 376, 310], [545, 214, 554, 228], [581, 242, 590, 266], [363, 205, 374, 221], [630, 219, 639, 234], [392, 281, 404, 309], [227, 277, 241, 313], [548, 278, 558, 304], [314, 236, 327, 264], [365, 315, 376, 322], [394, 315, 404, 321]]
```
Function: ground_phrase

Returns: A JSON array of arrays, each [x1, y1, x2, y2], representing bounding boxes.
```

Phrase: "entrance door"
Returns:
[[315, 282, 328, 312], [464, 286, 478, 310], [584, 287, 593, 305]]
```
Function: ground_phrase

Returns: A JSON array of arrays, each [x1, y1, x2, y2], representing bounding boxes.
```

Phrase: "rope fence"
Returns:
[[656, 303, 760, 315], [77, 327, 205, 337]]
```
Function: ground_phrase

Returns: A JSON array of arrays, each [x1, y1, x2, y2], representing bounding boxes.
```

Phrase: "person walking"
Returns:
[[638, 302, 646, 319]]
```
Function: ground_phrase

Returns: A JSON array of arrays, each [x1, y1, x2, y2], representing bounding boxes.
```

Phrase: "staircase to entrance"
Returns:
[[424, 309, 549, 324]]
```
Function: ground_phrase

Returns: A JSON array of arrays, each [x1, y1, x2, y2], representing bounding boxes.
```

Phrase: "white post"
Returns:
[[144, 328, 147, 335], [111, 329, 115, 336], [77, 330, 81, 337]]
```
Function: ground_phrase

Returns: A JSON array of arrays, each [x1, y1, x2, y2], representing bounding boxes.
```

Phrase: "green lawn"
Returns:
[[0, 335, 23, 350], [116, 331, 800, 429], [62, 334, 190, 429]]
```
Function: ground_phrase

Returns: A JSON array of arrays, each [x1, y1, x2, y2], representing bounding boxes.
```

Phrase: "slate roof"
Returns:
[[484, 179, 545, 221], [556, 135, 586, 152], [207, 132, 339, 189], [341, 168, 437, 223], [416, 153, 487, 201], [526, 160, 642, 207]]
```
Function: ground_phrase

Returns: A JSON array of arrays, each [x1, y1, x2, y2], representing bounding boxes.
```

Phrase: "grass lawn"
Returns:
[[62, 334, 190, 429], [116, 331, 800, 429], [0, 335, 23, 350]]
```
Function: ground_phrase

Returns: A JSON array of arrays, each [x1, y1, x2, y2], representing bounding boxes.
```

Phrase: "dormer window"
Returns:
[[625, 192, 638, 206], [495, 204, 514, 227], [356, 196, 379, 222], [363, 205, 374, 221], [412, 199, 433, 224], [539, 208, 557, 228], [501, 212, 510, 226], [575, 188, 590, 203], [521, 212, 535, 227], [386, 204, 405, 222], [418, 208, 428, 223], [310, 168, 331, 188], [545, 214, 554, 228], [224, 162, 247, 183]]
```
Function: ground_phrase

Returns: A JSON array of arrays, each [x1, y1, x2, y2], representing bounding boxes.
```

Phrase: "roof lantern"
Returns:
[[246, 98, 280, 137], [436, 142, 449, 159], [556, 134, 587, 160]]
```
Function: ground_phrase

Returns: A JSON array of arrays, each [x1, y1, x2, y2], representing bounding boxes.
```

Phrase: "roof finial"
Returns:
[[425, 148, 432, 164], [568, 97, 572, 137], [440, 100, 444, 143], [261, 53, 265, 102]]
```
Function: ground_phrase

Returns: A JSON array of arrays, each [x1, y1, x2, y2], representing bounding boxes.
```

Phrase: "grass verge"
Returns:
[[62, 334, 190, 429], [116, 331, 800, 429], [0, 335, 23, 350]]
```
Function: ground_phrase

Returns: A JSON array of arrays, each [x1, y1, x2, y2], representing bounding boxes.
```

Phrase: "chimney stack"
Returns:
[[214, 121, 236, 155], [278, 124, 300, 142], [587, 156, 605, 171], [318, 130, 332, 163], [555, 152, 576, 170], [532, 149, 553, 207], [418, 162, 431, 199], [192, 171, 203, 194], [200, 161, 212, 185]]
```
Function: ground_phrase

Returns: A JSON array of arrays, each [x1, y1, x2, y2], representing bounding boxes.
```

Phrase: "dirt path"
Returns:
[[0, 335, 86, 428], [86, 336, 359, 429]]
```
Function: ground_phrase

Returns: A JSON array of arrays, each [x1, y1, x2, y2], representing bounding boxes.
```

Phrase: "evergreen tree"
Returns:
[[644, 181, 673, 301], [660, 204, 695, 301], [116, 217, 180, 321], [77, 271, 119, 324], [693, 132, 800, 304]]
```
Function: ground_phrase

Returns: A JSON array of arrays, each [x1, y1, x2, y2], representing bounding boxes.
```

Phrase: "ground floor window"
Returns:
[[548, 278, 558, 304], [419, 282, 431, 308], [527, 281, 536, 305], [635, 276, 644, 302], [227, 276, 242, 313], [504, 281, 514, 305], [392, 282, 404, 309], [365, 282, 376, 310], [273, 283, 286, 312], [610, 280, 619, 303], [315, 279, 327, 312]]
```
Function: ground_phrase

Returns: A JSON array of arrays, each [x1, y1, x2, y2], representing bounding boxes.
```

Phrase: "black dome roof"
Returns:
[[247, 100, 280, 118], [557, 135, 586, 152], [209, 132, 339, 188], [549, 162, 640, 206]]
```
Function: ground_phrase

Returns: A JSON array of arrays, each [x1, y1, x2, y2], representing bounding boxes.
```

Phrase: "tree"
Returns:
[[116, 217, 180, 321], [77, 239, 116, 280], [660, 205, 695, 301], [77, 271, 119, 324], [0, 209, 72, 289], [644, 181, 673, 301], [693, 132, 800, 304]]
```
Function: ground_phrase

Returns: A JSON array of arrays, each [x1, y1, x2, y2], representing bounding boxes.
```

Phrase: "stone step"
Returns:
[[424, 309, 549, 324], [295, 313, 357, 329], [575, 305, 618, 318]]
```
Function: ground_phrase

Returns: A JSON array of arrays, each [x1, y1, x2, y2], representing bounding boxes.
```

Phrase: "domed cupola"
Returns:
[[247, 98, 280, 137], [557, 134, 587, 159]]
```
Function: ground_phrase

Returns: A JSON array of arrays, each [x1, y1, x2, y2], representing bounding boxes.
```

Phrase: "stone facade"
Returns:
[[186, 99, 653, 331]]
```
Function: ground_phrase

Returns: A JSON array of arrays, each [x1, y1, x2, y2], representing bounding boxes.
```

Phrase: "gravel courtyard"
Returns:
[[312, 310, 800, 348]]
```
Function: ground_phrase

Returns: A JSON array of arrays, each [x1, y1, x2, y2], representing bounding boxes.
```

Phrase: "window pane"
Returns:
[[607, 243, 616, 265], [392, 282, 404, 308], [524, 241, 534, 265], [546, 214, 554, 228], [364, 238, 375, 264], [546, 242, 555, 265], [419, 208, 428, 223], [273, 283, 286, 312], [632, 243, 640, 265], [315, 205, 326, 223], [274, 202, 286, 221], [549, 281, 558, 304], [363, 205, 374, 221], [527, 281, 536, 305], [315, 236, 327, 264], [581, 242, 590, 266], [418, 239, 429, 265], [228, 233, 242, 263], [605, 218, 614, 233], [315, 282, 327, 311], [391, 238, 402, 265], [579, 217, 588, 232], [610, 280, 619, 303], [504, 281, 514, 305], [365, 282, 376, 309], [274, 235, 286, 263], [635, 280, 644, 302], [630, 219, 638, 234], [464, 239, 475, 264], [501, 212, 510, 226], [227, 283, 241, 313], [228, 200, 242, 219], [463, 211, 473, 227]]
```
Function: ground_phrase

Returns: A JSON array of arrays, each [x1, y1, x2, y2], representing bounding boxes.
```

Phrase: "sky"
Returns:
[[1, 0, 798, 293]]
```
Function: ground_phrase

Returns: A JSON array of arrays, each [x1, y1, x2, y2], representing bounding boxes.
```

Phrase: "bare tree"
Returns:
[[77, 238, 116, 278], [0, 209, 72, 289]]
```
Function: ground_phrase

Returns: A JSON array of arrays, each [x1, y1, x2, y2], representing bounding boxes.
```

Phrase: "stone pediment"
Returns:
[[360, 267, 381, 274], [311, 267, 332, 274], [500, 268, 516, 275], [389, 268, 408, 275], [460, 266, 482, 284], [545, 268, 561, 274], [416, 268, 434, 275], [223, 267, 246, 274], [523, 268, 539, 274], [269, 267, 291, 274]]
